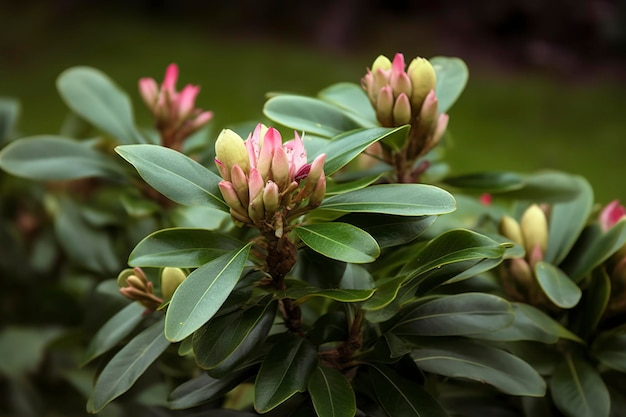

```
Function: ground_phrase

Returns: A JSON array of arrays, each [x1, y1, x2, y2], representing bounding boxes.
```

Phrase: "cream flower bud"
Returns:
[[393, 93, 412, 125], [521, 204, 549, 256], [161, 267, 186, 303], [407, 57, 437, 111], [372, 55, 392, 72], [263, 181, 280, 215], [499, 215, 524, 247], [215, 129, 250, 179]]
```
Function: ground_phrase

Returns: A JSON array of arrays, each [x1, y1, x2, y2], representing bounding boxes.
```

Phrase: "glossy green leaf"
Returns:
[[592, 329, 626, 373], [570, 267, 611, 340], [82, 302, 145, 365], [550, 355, 610, 417], [544, 176, 593, 264], [319, 184, 455, 216], [116, 144, 229, 211], [392, 293, 513, 336], [89, 319, 170, 413], [443, 171, 524, 193], [254, 335, 318, 413], [339, 213, 436, 248], [294, 222, 380, 263], [280, 280, 375, 304], [308, 366, 356, 417], [362, 276, 405, 311], [193, 297, 276, 375], [0, 135, 123, 180], [317, 82, 378, 127], [0, 98, 20, 141], [129, 228, 242, 268], [411, 339, 546, 396], [263, 95, 362, 137], [169, 371, 253, 410], [401, 229, 505, 292], [431, 56, 469, 114], [165, 244, 252, 342], [368, 364, 448, 417], [502, 171, 582, 202], [324, 173, 384, 196], [57, 66, 144, 144], [535, 262, 582, 308], [312, 126, 409, 175]]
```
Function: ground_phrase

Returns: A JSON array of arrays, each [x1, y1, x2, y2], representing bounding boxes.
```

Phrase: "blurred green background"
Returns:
[[2, 1, 626, 203]]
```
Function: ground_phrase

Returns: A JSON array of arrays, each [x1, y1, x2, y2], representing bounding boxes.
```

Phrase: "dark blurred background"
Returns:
[[1, 0, 626, 197]]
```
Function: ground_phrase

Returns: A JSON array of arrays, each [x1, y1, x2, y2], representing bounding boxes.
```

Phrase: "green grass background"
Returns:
[[1, 12, 625, 204]]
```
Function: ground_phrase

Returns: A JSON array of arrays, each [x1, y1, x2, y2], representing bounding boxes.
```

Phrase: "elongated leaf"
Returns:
[[319, 184, 455, 216], [443, 171, 524, 193], [116, 144, 228, 211], [362, 276, 405, 311], [592, 329, 626, 373], [312, 126, 408, 175], [89, 319, 170, 413], [570, 267, 610, 340], [564, 221, 626, 282], [544, 176, 593, 264], [194, 297, 276, 375], [431, 56, 469, 114], [57, 66, 143, 144], [368, 364, 448, 417], [503, 171, 581, 202], [82, 302, 145, 365], [294, 222, 380, 263], [165, 244, 252, 342], [325, 173, 384, 196], [318, 82, 377, 127], [339, 213, 436, 248], [129, 228, 242, 268], [280, 280, 375, 304], [263, 95, 362, 137], [254, 335, 318, 413], [535, 262, 582, 308], [411, 339, 546, 396], [550, 355, 610, 417], [475, 302, 581, 343], [308, 366, 356, 417], [0, 135, 123, 180], [392, 293, 513, 336], [169, 372, 247, 410]]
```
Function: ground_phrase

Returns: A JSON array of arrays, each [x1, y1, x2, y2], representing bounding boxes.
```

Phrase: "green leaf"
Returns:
[[129, 228, 242, 268], [362, 276, 405, 311], [89, 319, 170, 413], [431, 56, 469, 114], [319, 184, 455, 216], [194, 297, 276, 376], [368, 364, 448, 417], [294, 222, 380, 263], [400, 229, 505, 292], [570, 267, 611, 340], [592, 329, 626, 373], [263, 95, 362, 137], [169, 372, 253, 410], [476, 302, 581, 343], [544, 176, 593, 264], [534, 262, 582, 309], [443, 171, 524, 193], [325, 173, 384, 196], [116, 144, 228, 211], [82, 302, 145, 365], [0, 135, 123, 180], [550, 355, 610, 417], [0, 97, 20, 142], [411, 339, 546, 396], [0, 326, 62, 378], [254, 335, 318, 413], [339, 213, 436, 248], [391, 293, 513, 336], [164, 244, 252, 342], [308, 366, 356, 417], [313, 126, 409, 175], [57, 66, 144, 144], [502, 171, 582, 202], [318, 82, 377, 126], [280, 279, 375, 304]]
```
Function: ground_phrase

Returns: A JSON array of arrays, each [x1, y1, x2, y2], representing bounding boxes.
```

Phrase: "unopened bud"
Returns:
[[308, 173, 326, 208], [230, 164, 250, 207], [509, 258, 535, 297], [263, 181, 280, 214], [372, 55, 392, 72], [521, 204, 548, 256], [138, 78, 158, 110], [126, 275, 147, 291], [393, 93, 412, 125], [376, 86, 394, 127], [161, 267, 186, 303], [218, 181, 247, 217], [499, 215, 524, 247], [248, 189, 265, 223], [407, 57, 436, 111], [271, 147, 290, 188], [300, 154, 326, 196], [215, 129, 250, 179]]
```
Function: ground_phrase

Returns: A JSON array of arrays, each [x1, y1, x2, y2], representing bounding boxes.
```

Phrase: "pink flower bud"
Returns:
[[271, 147, 290, 189], [177, 85, 201, 119], [257, 128, 281, 181], [263, 181, 280, 215], [218, 181, 247, 217], [308, 172, 326, 208], [230, 164, 250, 207], [138, 78, 158, 110], [600, 200, 626, 231], [248, 188, 265, 223], [248, 168, 264, 202], [283, 132, 307, 180], [162, 63, 179, 96], [376, 86, 394, 127], [418, 90, 438, 131], [301, 154, 326, 196], [393, 93, 412, 125]]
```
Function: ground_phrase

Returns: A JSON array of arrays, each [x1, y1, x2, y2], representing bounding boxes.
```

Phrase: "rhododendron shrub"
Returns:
[[0, 53, 624, 417]]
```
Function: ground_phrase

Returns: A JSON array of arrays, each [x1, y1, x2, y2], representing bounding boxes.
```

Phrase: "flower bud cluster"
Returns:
[[215, 124, 326, 233], [118, 267, 163, 311], [498, 204, 550, 305], [139, 63, 213, 151], [361, 53, 448, 161]]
